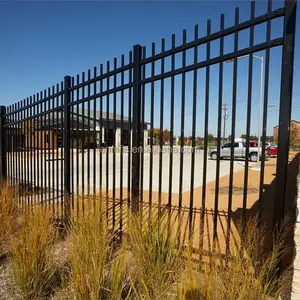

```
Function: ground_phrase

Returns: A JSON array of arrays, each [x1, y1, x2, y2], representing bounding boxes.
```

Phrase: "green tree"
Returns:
[[240, 134, 258, 141], [208, 133, 214, 143], [162, 130, 170, 144]]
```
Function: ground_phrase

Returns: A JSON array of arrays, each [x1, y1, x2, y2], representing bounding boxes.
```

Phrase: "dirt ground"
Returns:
[[96, 153, 299, 258]]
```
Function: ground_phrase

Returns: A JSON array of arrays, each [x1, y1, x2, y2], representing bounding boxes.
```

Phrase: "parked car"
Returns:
[[265, 142, 278, 157], [209, 141, 267, 162], [249, 141, 257, 147]]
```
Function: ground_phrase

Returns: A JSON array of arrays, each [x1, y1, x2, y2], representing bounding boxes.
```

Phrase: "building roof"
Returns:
[[40, 108, 149, 129], [75, 109, 130, 122]]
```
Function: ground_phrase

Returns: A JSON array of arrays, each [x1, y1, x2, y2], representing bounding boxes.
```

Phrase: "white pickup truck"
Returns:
[[209, 141, 265, 162]]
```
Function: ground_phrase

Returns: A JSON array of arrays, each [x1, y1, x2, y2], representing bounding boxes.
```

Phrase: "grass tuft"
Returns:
[[68, 204, 114, 299], [177, 217, 291, 300], [10, 207, 59, 300], [0, 183, 19, 254], [129, 212, 185, 299]]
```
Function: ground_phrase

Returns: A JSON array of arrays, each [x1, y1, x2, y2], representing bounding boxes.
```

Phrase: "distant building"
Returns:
[[7, 109, 149, 150], [273, 120, 300, 144]]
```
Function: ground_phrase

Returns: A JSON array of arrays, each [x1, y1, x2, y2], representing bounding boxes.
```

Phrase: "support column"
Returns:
[[0, 106, 6, 180], [116, 128, 121, 148], [63, 76, 71, 224]]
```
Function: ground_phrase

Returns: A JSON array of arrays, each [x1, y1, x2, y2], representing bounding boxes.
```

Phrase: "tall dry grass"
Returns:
[[177, 217, 291, 300], [0, 183, 19, 254], [128, 212, 185, 299], [68, 203, 121, 299], [1, 189, 291, 300], [10, 207, 59, 300]]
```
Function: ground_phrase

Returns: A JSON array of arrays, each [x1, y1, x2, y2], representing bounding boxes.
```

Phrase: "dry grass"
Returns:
[[0, 183, 19, 255], [10, 207, 60, 300], [128, 212, 185, 299], [0, 190, 293, 300], [67, 202, 125, 299], [177, 217, 291, 300]]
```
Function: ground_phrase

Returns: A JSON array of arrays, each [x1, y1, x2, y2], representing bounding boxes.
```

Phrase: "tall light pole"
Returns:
[[256, 55, 264, 164], [225, 54, 264, 164]]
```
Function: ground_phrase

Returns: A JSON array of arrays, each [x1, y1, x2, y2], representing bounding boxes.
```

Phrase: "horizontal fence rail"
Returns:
[[0, 0, 297, 267]]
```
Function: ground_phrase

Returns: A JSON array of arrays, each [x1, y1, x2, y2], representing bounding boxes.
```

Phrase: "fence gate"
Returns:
[[0, 0, 297, 265]]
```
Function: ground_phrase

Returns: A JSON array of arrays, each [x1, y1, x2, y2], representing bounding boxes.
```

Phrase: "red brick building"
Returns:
[[273, 120, 300, 145]]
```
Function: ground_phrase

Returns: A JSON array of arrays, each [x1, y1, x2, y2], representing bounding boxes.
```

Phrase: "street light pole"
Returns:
[[256, 56, 264, 164]]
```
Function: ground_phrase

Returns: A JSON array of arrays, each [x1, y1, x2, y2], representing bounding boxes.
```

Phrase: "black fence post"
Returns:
[[273, 0, 297, 228], [64, 76, 71, 224], [131, 45, 142, 214], [0, 106, 6, 181]]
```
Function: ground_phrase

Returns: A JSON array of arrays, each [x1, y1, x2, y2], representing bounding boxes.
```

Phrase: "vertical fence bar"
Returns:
[[274, 0, 297, 227], [17, 102, 21, 203], [0, 106, 7, 181], [29, 97, 33, 206], [81, 73, 85, 214], [158, 39, 165, 215], [39, 93, 43, 207], [64, 76, 71, 224], [227, 7, 239, 255], [113, 57, 117, 227], [127, 51, 133, 209], [189, 25, 198, 239], [71, 78, 75, 211], [6, 107, 10, 186], [60, 82, 64, 216], [55, 84, 60, 217], [6, 106, 10, 186], [51, 86, 55, 215], [105, 62, 110, 219], [200, 20, 211, 255], [149, 43, 155, 212], [12, 106, 15, 187], [47, 89, 51, 206], [131, 44, 142, 214], [120, 54, 125, 233], [242, 1, 255, 235], [87, 70, 91, 199], [43, 91, 47, 207], [141, 47, 146, 208], [168, 36, 175, 207], [35, 97, 39, 207], [258, 0, 271, 226], [179, 30, 187, 209], [213, 14, 225, 242], [22, 99, 26, 204], [99, 65, 103, 198], [25, 99, 28, 204], [93, 67, 97, 209], [76, 75, 80, 216]]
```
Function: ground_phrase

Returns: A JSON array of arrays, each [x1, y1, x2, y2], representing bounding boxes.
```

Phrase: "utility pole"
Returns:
[[222, 103, 228, 141]]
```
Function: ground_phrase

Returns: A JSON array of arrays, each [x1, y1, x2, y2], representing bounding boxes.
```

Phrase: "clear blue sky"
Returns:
[[0, 0, 299, 138]]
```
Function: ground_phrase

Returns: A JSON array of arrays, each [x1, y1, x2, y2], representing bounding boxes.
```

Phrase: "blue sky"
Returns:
[[0, 0, 299, 138]]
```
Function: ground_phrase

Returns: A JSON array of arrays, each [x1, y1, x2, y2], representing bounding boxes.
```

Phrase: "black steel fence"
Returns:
[[0, 0, 297, 256]]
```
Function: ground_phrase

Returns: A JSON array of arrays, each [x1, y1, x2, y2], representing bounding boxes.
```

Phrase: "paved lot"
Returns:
[[9, 147, 253, 196]]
